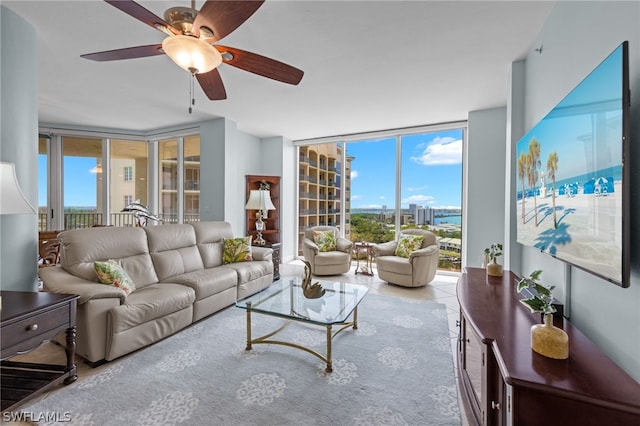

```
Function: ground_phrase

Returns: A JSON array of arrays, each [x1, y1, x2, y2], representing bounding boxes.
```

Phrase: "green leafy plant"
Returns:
[[516, 270, 556, 314], [484, 243, 503, 262]]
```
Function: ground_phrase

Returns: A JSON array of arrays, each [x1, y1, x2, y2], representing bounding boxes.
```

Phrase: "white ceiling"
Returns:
[[3, 0, 555, 141]]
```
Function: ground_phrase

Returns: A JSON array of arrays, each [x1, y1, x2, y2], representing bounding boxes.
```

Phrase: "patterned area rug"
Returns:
[[24, 294, 460, 425]]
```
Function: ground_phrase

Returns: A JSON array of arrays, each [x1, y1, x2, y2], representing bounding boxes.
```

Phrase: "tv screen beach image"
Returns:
[[515, 44, 625, 284]]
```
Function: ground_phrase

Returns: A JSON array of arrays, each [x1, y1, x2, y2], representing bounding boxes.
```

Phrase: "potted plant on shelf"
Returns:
[[484, 243, 503, 277], [517, 270, 568, 359]]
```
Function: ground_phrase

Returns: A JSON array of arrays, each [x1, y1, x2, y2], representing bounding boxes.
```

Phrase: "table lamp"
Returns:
[[245, 189, 275, 245]]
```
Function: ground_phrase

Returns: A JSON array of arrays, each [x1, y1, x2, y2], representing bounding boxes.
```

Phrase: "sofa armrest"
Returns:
[[251, 246, 273, 262], [373, 241, 397, 257], [336, 237, 353, 253], [39, 266, 126, 305]]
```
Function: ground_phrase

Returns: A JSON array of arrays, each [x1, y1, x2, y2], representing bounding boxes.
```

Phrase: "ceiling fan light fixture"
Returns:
[[162, 34, 221, 74]]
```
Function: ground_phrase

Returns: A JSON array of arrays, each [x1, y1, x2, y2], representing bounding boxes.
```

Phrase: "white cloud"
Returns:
[[351, 194, 362, 200], [403, 194, 436, 205], [89, 166, 100, 174], [406, 185, 428, 192], [410, 136, 462, 166], [379, 196, 385, 200], [351, 170, 359, 179]]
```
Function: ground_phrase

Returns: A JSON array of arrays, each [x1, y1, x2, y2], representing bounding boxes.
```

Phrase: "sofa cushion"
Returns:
[[223, 260, 273, 283], [170, 267, 238, 301], [223, 237, 253, 264], [197, 242, 225, 269], [394, 234, 424, 258], [145, 224, 205, 281], [109, 283, 195, 334], [59, 226, 158, 286], [94, 260, 136, 296]]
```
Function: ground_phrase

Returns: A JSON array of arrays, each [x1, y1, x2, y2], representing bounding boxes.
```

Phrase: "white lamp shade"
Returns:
[[162, 34, 222, 74], [0, 161, 36, 215], [245, 190, 276, 212]]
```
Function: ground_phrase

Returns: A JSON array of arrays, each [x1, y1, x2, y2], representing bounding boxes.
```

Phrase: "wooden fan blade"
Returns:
[[81, 44, 164, 62], [196, 69, 227, 100], [216, 46, 304, 85], [193, 0, 264, 41], [104, 0, 179, 35]]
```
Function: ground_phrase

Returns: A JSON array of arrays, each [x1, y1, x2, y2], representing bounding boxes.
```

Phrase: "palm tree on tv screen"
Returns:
[[546, 151, 559, 229], [517, 152, 528, 224], [527, 138, 541, 227]]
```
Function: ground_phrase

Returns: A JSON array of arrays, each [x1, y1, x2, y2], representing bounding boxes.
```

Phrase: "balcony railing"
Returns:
[[38, 212, 201, 231]]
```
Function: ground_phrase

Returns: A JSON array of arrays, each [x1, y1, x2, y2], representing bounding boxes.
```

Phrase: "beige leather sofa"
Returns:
[[372, 229, 439, 287], [39, 221, 273, 365]]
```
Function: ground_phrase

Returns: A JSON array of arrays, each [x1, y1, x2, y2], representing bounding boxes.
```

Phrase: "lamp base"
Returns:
[[254, 232, 266, 246]]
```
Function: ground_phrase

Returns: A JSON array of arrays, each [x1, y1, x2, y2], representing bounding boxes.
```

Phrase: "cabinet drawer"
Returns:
[[1, 305, 70, 355]]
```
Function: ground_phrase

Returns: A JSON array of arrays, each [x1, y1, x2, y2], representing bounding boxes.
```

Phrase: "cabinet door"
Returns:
[[460, 314, 487, 425]]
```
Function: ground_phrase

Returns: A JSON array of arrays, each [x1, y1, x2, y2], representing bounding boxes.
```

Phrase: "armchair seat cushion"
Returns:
[[376, 255, 412, 275], [314, 251, 351, 266]]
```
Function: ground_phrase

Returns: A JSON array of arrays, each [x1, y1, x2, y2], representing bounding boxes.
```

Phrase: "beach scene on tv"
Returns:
[[515, 45, 624, 284]]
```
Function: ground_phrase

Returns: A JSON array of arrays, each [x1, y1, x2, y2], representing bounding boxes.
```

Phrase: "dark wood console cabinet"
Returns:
[[1, 291, 79, 412], [457, 267, 640, 426]]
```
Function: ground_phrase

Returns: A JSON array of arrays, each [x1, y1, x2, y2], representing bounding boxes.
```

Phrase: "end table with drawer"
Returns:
[[1, 291, 79, 412], [253, 242, 281, 281]]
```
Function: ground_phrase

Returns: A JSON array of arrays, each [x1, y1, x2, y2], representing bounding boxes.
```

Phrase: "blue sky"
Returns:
[[348, 129, 463, 209], [515, 42, 623, 184], [39, 156, 99, 207]]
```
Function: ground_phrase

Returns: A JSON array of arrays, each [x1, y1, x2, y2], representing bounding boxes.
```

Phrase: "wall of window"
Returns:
[[110, 139, 149, 226], [38, 130, 200, 230], [157, 134, 201, 224], [296, 123, 465, 271]]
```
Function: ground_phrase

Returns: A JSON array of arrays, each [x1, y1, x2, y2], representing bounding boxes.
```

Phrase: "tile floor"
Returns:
[[4, 260, 470, 425]]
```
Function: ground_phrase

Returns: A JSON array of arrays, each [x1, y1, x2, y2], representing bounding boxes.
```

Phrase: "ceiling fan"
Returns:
[[81, 0, 304, 101]]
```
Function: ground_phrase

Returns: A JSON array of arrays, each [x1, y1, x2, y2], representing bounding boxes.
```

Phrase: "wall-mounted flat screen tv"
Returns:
[[516, 41, 630, 287]]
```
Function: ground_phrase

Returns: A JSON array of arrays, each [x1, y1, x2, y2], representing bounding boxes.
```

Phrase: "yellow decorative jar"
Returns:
[[531, 314, 569, 359], [486, 258, 503, 277]]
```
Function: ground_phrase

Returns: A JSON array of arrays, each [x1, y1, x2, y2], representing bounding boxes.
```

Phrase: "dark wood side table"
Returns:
[[253, 242, 281, 281], [1, 291, 79, 412]]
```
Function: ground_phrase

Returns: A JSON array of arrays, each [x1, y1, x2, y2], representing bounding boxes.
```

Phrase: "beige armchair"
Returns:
[[372, 229, 439, 287], [302, 226, 353, 275]]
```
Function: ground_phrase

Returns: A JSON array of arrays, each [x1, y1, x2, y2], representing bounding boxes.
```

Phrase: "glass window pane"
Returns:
[[63, 136, 102, 229], [110, 139, 148, 227], [159, 139, 178, 223], [184, 135, 200, 223], [297, 143, 346, 254], [346, 138, 397, 244], [401, 129, 463, 272], [38, 137, 48, 231]]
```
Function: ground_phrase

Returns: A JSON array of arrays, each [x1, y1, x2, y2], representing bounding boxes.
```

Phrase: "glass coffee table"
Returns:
[[235, 277, 368, 372]]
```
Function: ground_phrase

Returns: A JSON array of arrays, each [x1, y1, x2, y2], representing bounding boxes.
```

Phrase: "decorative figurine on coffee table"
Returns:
[[302, 260, 325, 299]]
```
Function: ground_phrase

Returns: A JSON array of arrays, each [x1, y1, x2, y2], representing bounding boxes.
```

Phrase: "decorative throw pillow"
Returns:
[[223, 236, 253, 264], [313, 230, 337, 252], [394, 234, 424, 258], [94, 259, 136, 296]]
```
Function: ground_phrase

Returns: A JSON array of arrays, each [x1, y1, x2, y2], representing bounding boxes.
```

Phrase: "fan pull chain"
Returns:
[[188, 72, 196, 114]]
